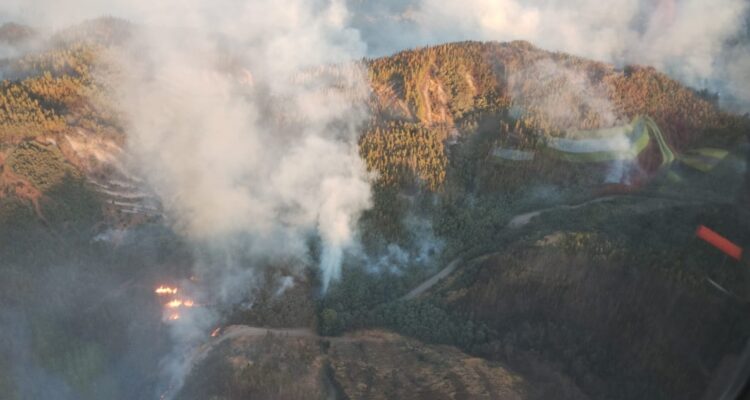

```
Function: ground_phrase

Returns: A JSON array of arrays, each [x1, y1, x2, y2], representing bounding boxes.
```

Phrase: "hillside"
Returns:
[[175, 329, 586, 400], [0, 18, 749, 400], [362, 41, 746, 192]]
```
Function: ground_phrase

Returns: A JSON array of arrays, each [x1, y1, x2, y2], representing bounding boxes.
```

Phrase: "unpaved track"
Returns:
[[402, 196, 625, 301], [215, 326, 316, 341], [401, 257, 464, 300], [191, 193, 717, 368], [507, 196, 619, 228], [169, 191, 735, 400], [405, 193, 707, 301]]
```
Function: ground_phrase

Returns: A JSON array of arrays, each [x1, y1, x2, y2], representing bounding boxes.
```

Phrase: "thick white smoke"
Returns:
[[348, 0, 750, 110], [109, 0, 371, 285], [508, 59, 622, 131], [3, 0, 749, 107], [106, 1, 373, 396], [508, 59, 639, 184], [0, 0, 748, 396], [3, 0, 374, 394]]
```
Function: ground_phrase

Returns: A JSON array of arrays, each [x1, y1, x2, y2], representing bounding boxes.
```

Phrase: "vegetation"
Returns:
[[7, 141, 76, 190], [367, 41, 508, 124], [360, 120, 448, 190], [0, 26, 748, 400], [0, 38, 121, 141], [0, 80, 66, 138]]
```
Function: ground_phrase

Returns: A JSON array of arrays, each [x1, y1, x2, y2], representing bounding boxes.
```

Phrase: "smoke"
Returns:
[[3, 0, 749, 108], [366, 216, 444, 274], [347, 0, 750, 110], [508, 59, 640, 184], [0, 0, 376, 396], [722, 42, 750, 112], [97, 1, 373, 395], [106, 0, 371, 283], [508, 59, 622, 131], [0, 0, 748, 398], [0, 310, 75, 400]]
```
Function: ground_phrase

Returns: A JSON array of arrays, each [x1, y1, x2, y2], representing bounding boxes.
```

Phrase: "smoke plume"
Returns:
[[103, 1, 373, 394], [3, 0, 749, 108], [347, 0, 750, 110], [1, 1, 749, 398]]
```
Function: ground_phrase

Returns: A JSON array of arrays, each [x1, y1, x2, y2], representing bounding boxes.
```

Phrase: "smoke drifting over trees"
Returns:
[[101, 1, 374, 394], [0, 1, 749, 399], [2, 0, 376, 395], [4, 0, 749, 101], [349, 0, 750, 110]]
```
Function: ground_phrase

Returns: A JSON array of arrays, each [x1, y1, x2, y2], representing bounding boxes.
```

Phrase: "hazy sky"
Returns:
[[2, 0, 748, 100]]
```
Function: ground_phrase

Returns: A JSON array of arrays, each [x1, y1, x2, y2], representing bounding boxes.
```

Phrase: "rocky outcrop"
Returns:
[[176, 329, 586, 400]]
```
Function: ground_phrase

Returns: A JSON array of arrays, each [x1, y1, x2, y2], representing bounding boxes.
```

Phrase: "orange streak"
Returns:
[[696, 225, 743, 261]]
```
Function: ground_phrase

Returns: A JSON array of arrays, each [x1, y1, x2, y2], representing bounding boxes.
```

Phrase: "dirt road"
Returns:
[[401, 257, 463, 300]]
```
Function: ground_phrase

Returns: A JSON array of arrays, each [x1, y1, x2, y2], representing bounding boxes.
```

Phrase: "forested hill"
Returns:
[[0, 18, 747, 229], [361, 40, 747, 191], [2, 18, 750, 400], [367, 40, 736, 135]]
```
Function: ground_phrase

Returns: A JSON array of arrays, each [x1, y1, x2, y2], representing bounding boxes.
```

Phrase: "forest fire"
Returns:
[[155, 284, 197, 323], [166, 299, 183, 308], [155, 285, 178, 295]]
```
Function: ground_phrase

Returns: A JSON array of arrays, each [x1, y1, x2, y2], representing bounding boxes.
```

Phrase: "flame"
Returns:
[[154, 283, 200, 324], [210, 327, 221, 337], [166, 299, 183, 308], [155, 285, 178, 295]]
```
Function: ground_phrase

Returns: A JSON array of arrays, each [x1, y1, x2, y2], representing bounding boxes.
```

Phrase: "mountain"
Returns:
[[0, 19, 749, 400], [0, 22, 35, 45]]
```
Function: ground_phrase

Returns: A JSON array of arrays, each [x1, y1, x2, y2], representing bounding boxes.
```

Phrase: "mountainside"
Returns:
[[362, 41, 745, 192], [175, 329, 586, 400], [1, 18, 749, 400]]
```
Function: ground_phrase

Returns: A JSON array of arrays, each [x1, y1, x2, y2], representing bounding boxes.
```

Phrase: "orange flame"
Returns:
[[155, 284, 199, 324], [155, 285, 178, 295], [166, 300, 183, 308], [210, 327, 221, 337]]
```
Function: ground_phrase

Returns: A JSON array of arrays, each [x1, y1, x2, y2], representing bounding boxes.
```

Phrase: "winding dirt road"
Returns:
[[194, 193, 716, 360], [401, 196, 629, 301], [401, 257, 464, 300], [507, 196, 620, 228], [403, 192, 709, 301]]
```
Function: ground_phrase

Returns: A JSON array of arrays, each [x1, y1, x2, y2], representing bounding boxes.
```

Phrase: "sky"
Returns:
[[2, 0, 748, 105]]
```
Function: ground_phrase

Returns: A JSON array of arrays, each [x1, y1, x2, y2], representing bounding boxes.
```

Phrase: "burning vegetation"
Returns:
[[154, 285, 197, 323]]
